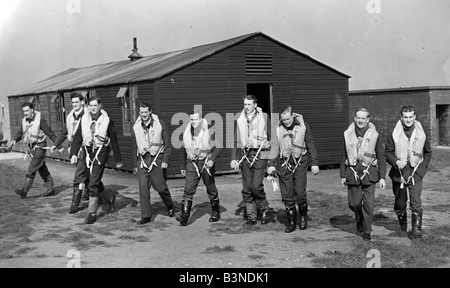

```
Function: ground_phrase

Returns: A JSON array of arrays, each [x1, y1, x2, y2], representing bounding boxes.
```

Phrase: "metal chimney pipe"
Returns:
[[128, 37, 143, 61]]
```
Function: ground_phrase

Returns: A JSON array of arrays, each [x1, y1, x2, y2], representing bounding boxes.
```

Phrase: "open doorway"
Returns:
[[436, 104, 450, 146], [246, 83, 272, 114]]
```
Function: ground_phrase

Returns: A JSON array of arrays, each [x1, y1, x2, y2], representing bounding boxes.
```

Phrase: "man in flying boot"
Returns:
[[230, 95, 278, 226], [176, 109, 222, 226], [341, 108, 386, 241], [133, 101, 175, 225], [11, 102, 59, 198], [267, 106, 319, 233], [385, 105, 432, 239], [51, 92, 90, 214], [70, 96, 122, 224]]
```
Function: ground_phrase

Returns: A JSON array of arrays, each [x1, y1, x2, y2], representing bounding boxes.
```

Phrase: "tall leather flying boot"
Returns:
[[69, 187, 82, 214], [209, 198, 221, 222], [244, 203, 257, 226], [84, 197, 98, 224], [42, 175, 56, 197], [80, 183, 89, 201], [175, 199, 192, 226], [299, 203, 308, 230], [100, 189, 116, 213], [412, 211, 423, 239], [397, 211, 407, 232], [14, 177, 34, 199], [285, 206, 297, 233], [355, 208, 363, 233]]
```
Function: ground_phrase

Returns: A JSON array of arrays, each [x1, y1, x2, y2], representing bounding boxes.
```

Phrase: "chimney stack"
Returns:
[[128, 37, 143, 61]]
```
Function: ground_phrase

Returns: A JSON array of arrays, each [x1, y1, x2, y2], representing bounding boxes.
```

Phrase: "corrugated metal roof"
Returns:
[[10, 32, 350, 97]]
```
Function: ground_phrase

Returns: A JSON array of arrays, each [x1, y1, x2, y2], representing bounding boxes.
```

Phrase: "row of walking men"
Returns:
[[9, 94, 431, 241]]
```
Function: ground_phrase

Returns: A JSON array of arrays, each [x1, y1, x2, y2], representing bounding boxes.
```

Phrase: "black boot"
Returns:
[[397, 211, 407, 232], [243, 203, 257, 227], [167, 205, 175, 217], [175, 200, 192, 226], [42, 175, 56, 197], [355, 208, 363, 233], [412, 212, 423, 239], [299, 203, 308, 230], [106, 192, 116, 213], [285, 207, 297, 233], [209, 198, 221, 222], [14, 178, 33, 199], [69, 187, 82, 214]]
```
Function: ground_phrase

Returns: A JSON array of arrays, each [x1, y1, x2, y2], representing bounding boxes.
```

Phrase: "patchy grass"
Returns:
[[203, 245, 236, 254], [15, 246, 37, 256], [310, 226, 450, 268], [117, 234, 149, 242]]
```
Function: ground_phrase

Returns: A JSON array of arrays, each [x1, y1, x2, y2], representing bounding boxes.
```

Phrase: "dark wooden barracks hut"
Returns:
[[7, 32, 350, 177]]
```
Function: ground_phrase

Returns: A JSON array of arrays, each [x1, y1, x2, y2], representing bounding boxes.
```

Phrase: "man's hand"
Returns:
[[206, 160, 214, 168], [116, 162, 123, 169], [311, 165, 319, 175], [8, 140, 16, 148], [70, 155, 78, 164], [379, 179, 386, 189], [267, 166, 276, 175], [50, 145, 57, 153], [161, 162, 168, 169], [341, 178, 347, 188], [181, 169, 186, 176], [230, 160, 239, 170], [396, 160, 407, 169]]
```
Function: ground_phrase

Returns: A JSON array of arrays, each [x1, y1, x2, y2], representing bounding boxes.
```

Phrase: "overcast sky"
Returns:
[[1, 0, 450, 98]]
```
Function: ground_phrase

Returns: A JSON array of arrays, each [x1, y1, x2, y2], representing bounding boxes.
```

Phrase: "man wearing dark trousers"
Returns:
[[133, 102, 175, 225], [230, 95, 278, 226], [51, 92, 90, 213], [176, 109, 221, 226], [11, 102, 59, 198], [341, 108, 386, 241], [385, 105, 432, 239], [267, 106, 319, 233], [70, 96, 122, 224]]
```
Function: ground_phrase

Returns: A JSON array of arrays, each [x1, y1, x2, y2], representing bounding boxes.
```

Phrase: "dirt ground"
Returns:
[[0, 149, 449, 269]]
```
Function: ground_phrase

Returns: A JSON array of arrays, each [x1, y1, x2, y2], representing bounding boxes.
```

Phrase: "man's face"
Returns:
[[401, 111, 416, 128], [22, 106, 34, 120], [354, 111, 370, 129], [139, 107, 151, 122], [88, 100, 100, 115], [71, 97, 83, 112], [244, 99, 257, 114], [190, 113, 201, 128], [281, 111, 294, 127]]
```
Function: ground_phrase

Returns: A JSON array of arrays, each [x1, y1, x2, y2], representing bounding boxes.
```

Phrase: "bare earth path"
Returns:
[[0, 151, 449, 268]]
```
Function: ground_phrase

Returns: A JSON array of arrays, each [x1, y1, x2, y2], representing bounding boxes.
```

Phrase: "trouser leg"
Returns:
[[348, 185, 363, 233]]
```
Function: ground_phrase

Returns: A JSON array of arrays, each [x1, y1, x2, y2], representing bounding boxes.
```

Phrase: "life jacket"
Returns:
[[344, 122, 379, 167], [183, 118, 212, 160], [22, 111, 46, 145], [236, 107, 269, 149], [66, 106, 89, 142], [81, 110, 110, 148], [133, 114, 163, 156], [392, 120, 426, 167], [276, 113, 307, 158]]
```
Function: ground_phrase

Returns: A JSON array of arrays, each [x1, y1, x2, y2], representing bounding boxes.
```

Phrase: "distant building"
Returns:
[[349, 86, 450, 146], [7, 32, 350, 176]]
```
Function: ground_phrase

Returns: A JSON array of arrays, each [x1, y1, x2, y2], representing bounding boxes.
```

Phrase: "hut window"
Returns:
[[245, 54, 273, 75], [49, 93, 64, 131], [120, 86, 138, 136]]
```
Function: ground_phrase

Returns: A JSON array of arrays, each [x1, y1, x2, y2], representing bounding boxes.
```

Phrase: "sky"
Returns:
[[1, 0, 450, 100]]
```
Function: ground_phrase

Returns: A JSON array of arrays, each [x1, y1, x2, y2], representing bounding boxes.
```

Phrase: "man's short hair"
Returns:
[[280, 106, 293, 115], [189, 109, 202, 118], [244, 94, 258, 104], [355, 107, 370, 117], [87, 96, 101, 105], [21, 102, 34, 109], [139, 101, 152, 111], [400, 105, 415, 116], [70, 92, 84, 101]]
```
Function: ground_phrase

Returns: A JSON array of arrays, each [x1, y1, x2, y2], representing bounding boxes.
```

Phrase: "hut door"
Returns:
[[436, 104, 450, 146], [246, 83, 273, 114]]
